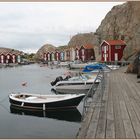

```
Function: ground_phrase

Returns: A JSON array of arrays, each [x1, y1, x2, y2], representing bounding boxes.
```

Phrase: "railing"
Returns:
[[82, 69, 106, 119]]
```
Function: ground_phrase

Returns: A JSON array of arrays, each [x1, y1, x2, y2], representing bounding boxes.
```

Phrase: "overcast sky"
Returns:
[[0, 2, 124, 53]]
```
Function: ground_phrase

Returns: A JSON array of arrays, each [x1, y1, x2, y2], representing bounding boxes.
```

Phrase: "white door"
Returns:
[[104, 54, 107, 62], [115, 53, 118, 61], [104, 46, 107, 53]]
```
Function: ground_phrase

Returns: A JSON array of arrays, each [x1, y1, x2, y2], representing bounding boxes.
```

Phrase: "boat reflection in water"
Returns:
[[10, 105, 82, 123]]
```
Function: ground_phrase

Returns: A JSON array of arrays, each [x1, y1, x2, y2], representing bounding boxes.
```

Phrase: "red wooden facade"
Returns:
[[100, 40, 126, 62], [79, 44, 95, 62], [0, 54, 6, 63], [66, 50, 70, 61], [6, 53, 12, 63], [75, 48, 79, 60], [55, 51, 60, 61], [43, 44, 95, 62], [44, 53, 47, 61], [0, 51, 21, 64]]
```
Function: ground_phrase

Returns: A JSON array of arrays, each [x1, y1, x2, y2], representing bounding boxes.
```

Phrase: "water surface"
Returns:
[[0, 64, 83, 138]]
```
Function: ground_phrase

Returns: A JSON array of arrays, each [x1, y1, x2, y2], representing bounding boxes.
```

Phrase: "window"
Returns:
[[115, 45, 121, 49]]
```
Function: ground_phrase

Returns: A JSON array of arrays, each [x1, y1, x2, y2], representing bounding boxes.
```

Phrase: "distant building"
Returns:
[[0, 48, 22, 64], [55, 51, 60, 61], [43, 44, 95, 62], [79, 44, 95, 62], [100, 40, 126, 62]]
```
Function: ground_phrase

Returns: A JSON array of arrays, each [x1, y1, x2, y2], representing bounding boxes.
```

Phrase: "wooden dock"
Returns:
[[77, 67, 140, 139]]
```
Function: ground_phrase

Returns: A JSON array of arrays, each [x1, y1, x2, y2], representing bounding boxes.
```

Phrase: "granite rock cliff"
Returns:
[[96, 1, 140, 60]]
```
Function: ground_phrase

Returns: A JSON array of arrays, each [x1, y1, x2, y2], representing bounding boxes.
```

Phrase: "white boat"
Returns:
[[58, 61, 70, 67], [106, 65, 120, 70], [51, 73, 100, 94], [69, 62, 97, 69], [9, 93, 85, 110]]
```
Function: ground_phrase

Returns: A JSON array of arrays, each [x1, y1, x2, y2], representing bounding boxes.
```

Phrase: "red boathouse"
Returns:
[[100, 40, 126, 62], [78, 44, 95, 62]]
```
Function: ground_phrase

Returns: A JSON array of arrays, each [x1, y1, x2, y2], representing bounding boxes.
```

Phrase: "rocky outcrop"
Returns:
[[126, 49, 140, 73], [36, 2, 140, 72], [67, 2, 140, 62], [35, 44, 56, 60], [0, 47, 22, 55], [68, 32, 100, 60], [96, 1, 140, 61], [68, 32, 99, 47]]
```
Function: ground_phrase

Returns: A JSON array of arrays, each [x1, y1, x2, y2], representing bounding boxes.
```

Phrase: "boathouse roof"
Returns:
[[101, 40, 126, 46], [0, 47, 22, 55]]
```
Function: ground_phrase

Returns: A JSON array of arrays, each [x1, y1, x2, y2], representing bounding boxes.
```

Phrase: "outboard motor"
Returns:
[[63, 75, 71, 80], [51, 76, 63, 86]]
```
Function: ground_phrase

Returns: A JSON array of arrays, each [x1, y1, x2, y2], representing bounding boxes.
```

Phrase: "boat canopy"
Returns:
[[82, 63, 106, 72]]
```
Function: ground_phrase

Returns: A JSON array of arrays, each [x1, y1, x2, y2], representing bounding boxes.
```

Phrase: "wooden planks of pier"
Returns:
[[77, 67, 140, 139]]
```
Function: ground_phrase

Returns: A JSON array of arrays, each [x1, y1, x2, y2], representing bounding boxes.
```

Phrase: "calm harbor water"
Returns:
[[0, 64, 83, 138]]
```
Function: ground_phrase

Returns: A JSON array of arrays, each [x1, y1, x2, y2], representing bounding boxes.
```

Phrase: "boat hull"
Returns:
[[9, 94, 85, 110], [69, 62, 97, 69], [55, 84, 92, 94], [54, 81, 99, 94]]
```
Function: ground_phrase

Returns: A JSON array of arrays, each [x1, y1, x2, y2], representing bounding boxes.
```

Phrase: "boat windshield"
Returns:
[[69, 74, 95, 81]]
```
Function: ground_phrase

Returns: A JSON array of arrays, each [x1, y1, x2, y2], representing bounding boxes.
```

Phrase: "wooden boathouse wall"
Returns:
[[100, 40, 126, 62], [43, 44, 95, 62], [0, 48, 22, 64]]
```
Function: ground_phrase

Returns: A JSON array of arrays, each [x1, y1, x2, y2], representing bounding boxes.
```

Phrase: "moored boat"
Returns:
[[106, 64, 120, 70], [51, 73, 100, 94], [82, 63, 111, 73], [69, 62, 97, 69], [9, 93, 85, 110]]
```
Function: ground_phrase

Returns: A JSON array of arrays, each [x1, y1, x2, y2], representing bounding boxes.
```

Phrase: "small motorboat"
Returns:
[[51, 73, 100, 94], [106, 65, 120, 70], [9, 93, 85, 110], [69, 62, 97, 69]]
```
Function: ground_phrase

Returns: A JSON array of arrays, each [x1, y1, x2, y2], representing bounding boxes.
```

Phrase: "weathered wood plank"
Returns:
[[106, 78, 115, 138], [118, 75, 138, 138], [111, 72, 126, 138], [95, 74, 109, 138], [77, 67, 140, 139], [95, 102, 107, 138], [85, 106, 101, 138], [85, 84, 104, 138], [77, 80, 103, 138], [120, 101, 135, 138], [123, 90, 140, 138]]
